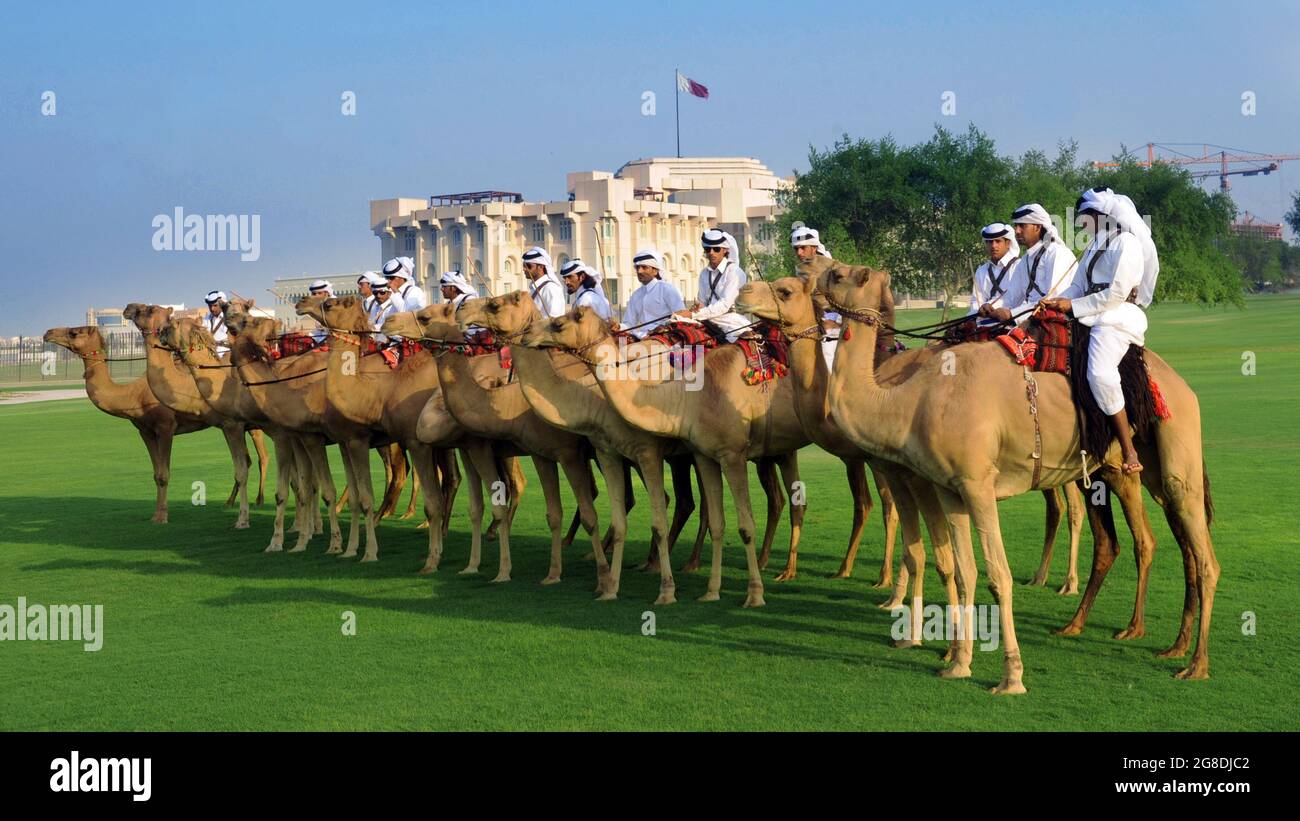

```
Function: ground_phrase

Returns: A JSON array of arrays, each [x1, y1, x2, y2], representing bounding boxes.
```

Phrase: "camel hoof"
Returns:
[[877, 598, 904, 611], [151, 516, 168, 525], [1174, 662, 1209, 681], [938, 664, 971, 679], [359, 554, 378, 563], [697, 591, 720, 603], [827, 568, 852, 580], [990, 679, 1027, 695], [234, 520, 250, 530], [490, 574, 511, 584], [458, 566, 480, 576], [286, 545, 307, 554], [892, 639, 922, 649], [340, 550, 358, 559], [743, 584, 765, 608], [324, 545, 343, 555], [941, 646, 957, 664], [596, 591, 617, 601], [416, 520, 429, 530], [263, 544, 283, 554], [1057, 582, 1079, 596], [1022, 577, 1047, 587], [870, 576, 892, 589], [1114, 626, 1145, 641], [1053, 624, 1084, 637], [638, 561, 658, 573], [1156, 644, 1189, 660], [679, 560, 701, 573], [417, 564, 438, 576], [654, 590, 677, 606], [540, 575, 562, 586], [773, 570, 796, 583]]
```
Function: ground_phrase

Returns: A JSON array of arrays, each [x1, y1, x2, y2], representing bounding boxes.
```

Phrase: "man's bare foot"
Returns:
[[1122, 451, 1143, 474]]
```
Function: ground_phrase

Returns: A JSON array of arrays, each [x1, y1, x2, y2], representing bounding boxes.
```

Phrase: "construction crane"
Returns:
[[1092, 142, 1300, 192]]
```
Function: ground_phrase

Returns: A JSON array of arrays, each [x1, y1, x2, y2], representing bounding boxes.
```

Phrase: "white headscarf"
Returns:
[[204, 290, 227, 305], [633, 248, 664, 274], [522, 246, 564, 295], [1011, 203, 1064, 247], [1077, 187, 1159, 306], [308, 279, 334, 297], [790, 224, 832, 258], [382, 256, 415, 281], [980, 223, 1020, 262], [561, 258, 603, 290], [439, 270, 476, 299]]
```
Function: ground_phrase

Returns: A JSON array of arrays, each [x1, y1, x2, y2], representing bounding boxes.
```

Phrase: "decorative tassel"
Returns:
[[1149, 376, 1172, 420]]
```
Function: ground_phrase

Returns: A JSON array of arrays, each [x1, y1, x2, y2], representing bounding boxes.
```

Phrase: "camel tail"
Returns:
[[1203, 465, 1214, 528]]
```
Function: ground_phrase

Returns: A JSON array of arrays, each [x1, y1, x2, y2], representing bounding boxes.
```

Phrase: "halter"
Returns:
[[817, 288, 883, 327], [764, 280, 821, 343]]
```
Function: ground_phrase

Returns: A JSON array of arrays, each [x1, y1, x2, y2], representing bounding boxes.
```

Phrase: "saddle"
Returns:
[[639, 320, 790, 385], [269, 332, 326, 360], [424, 330, 511, 370]]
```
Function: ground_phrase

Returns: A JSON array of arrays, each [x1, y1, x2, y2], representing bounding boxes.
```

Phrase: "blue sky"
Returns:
[[2, 0, 1297, 335]]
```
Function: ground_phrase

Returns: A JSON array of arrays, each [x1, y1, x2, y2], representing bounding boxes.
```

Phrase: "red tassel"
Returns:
[[841, 325, 851, 341], [498, 345, 512, 371], [1149, 377, 1172, 420]]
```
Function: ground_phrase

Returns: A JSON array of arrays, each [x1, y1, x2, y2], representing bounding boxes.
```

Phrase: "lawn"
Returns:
[[1, 296, 1297, 730]]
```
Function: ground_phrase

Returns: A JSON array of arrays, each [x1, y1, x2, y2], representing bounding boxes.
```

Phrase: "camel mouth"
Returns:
[[43, 328, 67, 343]]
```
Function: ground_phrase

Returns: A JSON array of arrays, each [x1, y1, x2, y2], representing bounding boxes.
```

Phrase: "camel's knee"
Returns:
[[738, 526, 753, 545]]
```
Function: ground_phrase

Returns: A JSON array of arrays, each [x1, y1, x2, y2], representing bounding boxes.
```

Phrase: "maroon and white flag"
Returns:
[[677, 72, 709, 99]]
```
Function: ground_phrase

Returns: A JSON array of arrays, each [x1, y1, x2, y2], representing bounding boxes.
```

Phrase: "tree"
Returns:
[[1287, 190, 1300, 238]]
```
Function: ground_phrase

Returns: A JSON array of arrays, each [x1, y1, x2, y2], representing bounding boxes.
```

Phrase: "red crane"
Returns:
[[1092, 143, 1300, 191]]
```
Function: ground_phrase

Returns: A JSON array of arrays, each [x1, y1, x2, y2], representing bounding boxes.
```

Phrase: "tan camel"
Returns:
[[159, 315, 336, 553], [380, 301, 605, 588], [43, 325, 216, 523], [455, 293, 722, 603], [122, 303, 270, 529], [296, 295, 470, 573], [737, 280, 1086, 609], [527, 305, 823, 608], [810, 255, 1218, 691], [222, 307, 374, 559]]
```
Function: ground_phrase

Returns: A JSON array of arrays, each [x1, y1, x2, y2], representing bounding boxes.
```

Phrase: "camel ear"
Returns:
[[166, 306, 174, 318], [340, 295, 356, 308]]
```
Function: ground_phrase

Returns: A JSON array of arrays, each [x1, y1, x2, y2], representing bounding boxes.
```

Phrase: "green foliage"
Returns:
[[1287, 190, 1300, 238], [782, 128, 1247, 305], [1223, 235, 1300, 292]]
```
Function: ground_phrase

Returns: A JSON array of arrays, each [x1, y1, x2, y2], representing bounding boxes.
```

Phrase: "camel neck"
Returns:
[[585, 335, 685, 440], [508, 343, 597, 431], [143, 333, 209, 415], [80, 355, 140, 417], [827, 315, 913, 458], [325, 332, 386, 426]]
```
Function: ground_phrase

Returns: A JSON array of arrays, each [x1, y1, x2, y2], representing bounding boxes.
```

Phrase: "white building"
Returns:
[[369, 157, 789, 312], [268, 274, 364, 330]]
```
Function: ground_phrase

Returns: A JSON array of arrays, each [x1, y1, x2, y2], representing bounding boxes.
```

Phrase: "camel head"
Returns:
[[122, 303, 174, 334], [736, 275, 818, 331], [294, 295, 326, 324], [43, 325, 104, 356], [526, 306, 607, 351], [225, 306, 274, 345], [312, 295, 369, 333], [396, 303, 462, 342], [456, 290, 537, 337], [162, 317, 217, 364], [815, 258, 892, 321]]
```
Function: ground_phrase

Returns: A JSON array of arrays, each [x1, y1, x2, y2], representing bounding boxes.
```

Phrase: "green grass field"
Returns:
[[2, 296, 1297, 730]]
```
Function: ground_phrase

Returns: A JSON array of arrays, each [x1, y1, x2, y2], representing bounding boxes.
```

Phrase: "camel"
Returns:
[[222, 306, 372, 559], [456, 292, 732, 603], [296, 295, 478, 573], [809, 254, 1218, 692], [736, 280, 1087, 617], [380, 301, 606, 588], [43, 325, 224, 524], [158, 314, 344, 554], [121, 303, 271, 529], [527, 305, 826, 608]]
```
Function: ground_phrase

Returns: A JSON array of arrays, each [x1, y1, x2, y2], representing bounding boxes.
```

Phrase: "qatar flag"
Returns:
[[677, 72, 709, 99]]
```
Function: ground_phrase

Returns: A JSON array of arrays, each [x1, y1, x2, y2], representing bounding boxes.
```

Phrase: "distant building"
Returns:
[[268, 274, 364, 330], [1230, 212, 1284, 242], [86, 305, 187, 337], [369, 157, 790, 310]]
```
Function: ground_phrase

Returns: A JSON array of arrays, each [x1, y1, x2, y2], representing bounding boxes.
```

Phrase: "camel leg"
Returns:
[[264, 434, 295, 553], [376, 444, 404, 519], [408, 443, 446, 575], [404, 456, 424, 522], [1058, 482, 1085, 595], [887, 478, 927, 647], [637, 453, 677, 605], [152, 425, 175, 524], [286, 439, 319, 553], [437, 449, 459, 534], [250, 428, 268, 507], [560, 462, 597, 552], [347, 440, 380, 562], [682, 460, 709, 573], [694, 455, 727, 600], [959, 480, 1026, 694], [137, 426, 170, 524], [1026, 487, 1063, 587], [533, 457, 565, 585], [905, 477, 961, 659], [296, 438, 338, 553], [1114, 472, 1156, 639], [287, 436, 311, 534], [219, 424, 252, 529], [1056, 478, 1121, 636], [338, 442, 364, 558], [773, 452, 807, 582], [933, 485, 976, 680], [754, 458, 784, 571], [827, 458, 872, 580], [864, 466, 899, 585], [719, 457, 765, 608], [561, 455, 604, 589], [591, 449, 627, 599], [457, 449, 485, 571], [652, 455, 696, 570], [1145, 453, 1218, 680]]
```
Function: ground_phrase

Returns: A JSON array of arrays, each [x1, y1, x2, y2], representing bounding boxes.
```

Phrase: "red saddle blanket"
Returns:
[[639, 321, 789, 385], [269, 333, 326, 360]]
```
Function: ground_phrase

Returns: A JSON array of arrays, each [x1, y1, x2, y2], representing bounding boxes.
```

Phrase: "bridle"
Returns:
[[763, 280, 821, 342], [817, 287, 884, 327]]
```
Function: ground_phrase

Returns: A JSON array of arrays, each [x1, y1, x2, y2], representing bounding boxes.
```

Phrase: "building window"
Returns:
[[532, 222, 545, 243], [404, 233, 416, 253], [453, 228, 462, 246], [503, 258, 514, 276], [476, 225, 484, 245], [605, 255, 614, 272], [603, 218, 614, 239], [559, 219, 572, 240]]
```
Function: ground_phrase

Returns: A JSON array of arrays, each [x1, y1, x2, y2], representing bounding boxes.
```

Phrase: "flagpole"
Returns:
[[674, 68, 681, 158]]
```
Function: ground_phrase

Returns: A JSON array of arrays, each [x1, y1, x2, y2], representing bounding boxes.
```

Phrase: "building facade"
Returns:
[[267, 274, 364, 330], [369, 157, 789, 313], [1230, 212, 1284, 242]]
